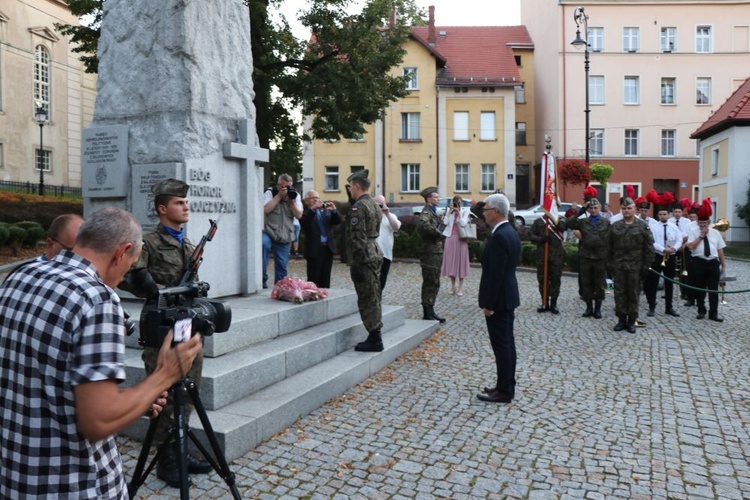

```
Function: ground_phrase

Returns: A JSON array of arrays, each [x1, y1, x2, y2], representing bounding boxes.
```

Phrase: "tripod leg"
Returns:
[[184, 379, 242, 500], [128, 414, 160, 499], [172, 382, 192, 500]]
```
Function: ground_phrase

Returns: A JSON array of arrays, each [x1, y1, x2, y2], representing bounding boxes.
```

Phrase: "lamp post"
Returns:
[[571, 6, 590, 166], [34, 101, 48, 196]]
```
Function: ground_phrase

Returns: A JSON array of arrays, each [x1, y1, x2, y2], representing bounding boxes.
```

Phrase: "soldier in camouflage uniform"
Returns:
[[417, 187, 446, 323], [345, 170, 384, 352], [121, 178, 211, 487], [528, 213, 566, 314], [608, 197, 654, 333], [565, 199, 610, 319]]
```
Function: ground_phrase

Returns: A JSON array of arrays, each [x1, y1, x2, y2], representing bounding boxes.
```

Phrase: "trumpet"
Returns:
[[661, 251, 669, 267], [711, 218, 730, 232]]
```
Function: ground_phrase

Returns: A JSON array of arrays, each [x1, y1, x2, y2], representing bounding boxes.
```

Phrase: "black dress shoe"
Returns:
[[536, 306, 548, 313], [483, 386, 496, 394], [647, 308, 655, 317], [708, 314, 724, 323], [665, 309, 680, 317], [696, 312, 706, 319], [477, 391, 512, 403], [187, 453, 213, 474], [626, 324, 636, 334]]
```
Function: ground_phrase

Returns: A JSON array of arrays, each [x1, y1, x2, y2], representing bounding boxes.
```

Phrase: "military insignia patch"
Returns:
[[351, 217, 359, 226]]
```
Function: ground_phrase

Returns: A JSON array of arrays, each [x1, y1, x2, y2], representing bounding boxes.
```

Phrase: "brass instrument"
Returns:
[[661, 251, 669, 267], [711, 218, 730, 232]]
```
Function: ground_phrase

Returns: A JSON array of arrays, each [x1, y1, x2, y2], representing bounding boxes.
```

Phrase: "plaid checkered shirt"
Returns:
[[0, 250, 128, 499]]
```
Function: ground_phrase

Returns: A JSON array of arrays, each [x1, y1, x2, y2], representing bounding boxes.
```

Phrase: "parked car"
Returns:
[[512, 202, 574, 226], [390, 205, 421, 218]]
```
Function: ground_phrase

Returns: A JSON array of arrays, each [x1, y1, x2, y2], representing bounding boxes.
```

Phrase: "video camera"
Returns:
[[125, 218, 232, 348], [270, 185, 298, 200], [138, 281, 231, 348]]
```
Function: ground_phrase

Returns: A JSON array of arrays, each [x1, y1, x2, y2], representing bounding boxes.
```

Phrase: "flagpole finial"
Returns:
[[545, 134, 553, 151]]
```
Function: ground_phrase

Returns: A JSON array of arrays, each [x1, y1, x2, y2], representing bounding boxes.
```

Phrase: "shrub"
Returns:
[[521, 242, 536, 266], [7, 226, 28, 256], [24, 225, 46, 246], [0, 225, 9, 246], [398, 215, 418, 234], [563, 243, 580, 272], [468, 240, 484, 262]]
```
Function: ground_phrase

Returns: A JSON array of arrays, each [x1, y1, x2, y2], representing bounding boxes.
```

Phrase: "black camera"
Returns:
[[271, 185, 298, 200], [138, 281, 232, 348]]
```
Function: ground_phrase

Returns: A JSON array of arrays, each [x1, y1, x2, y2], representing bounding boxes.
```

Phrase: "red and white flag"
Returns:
[[540, 151, 563, 240]]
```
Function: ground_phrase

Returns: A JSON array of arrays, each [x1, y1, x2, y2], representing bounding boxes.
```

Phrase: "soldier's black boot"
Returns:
[[614, 315, 626, 332], [430, 306, 446, 324], [549, 298, 559, 315], [626, 316, 637, 334], [355, 330, 384, 352], [536, 300, 548, 313], [582, 301, 594, 317], [423, 305, 446, 324], [593, 300, 602, 319]]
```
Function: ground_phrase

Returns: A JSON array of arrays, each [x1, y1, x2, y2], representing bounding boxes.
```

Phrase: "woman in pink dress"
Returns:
[[441, 196, 472, 295]]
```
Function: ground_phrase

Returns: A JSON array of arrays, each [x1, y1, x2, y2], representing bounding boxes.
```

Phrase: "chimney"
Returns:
[[428, 6, 436, 44]]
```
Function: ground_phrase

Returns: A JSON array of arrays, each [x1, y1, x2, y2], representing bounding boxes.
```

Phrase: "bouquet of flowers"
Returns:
[[271, 276, 329, 304]]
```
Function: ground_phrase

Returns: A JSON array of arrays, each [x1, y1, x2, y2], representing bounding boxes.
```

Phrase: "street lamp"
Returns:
[[34, 101, 48, 196], [571, 6, 590, 166]]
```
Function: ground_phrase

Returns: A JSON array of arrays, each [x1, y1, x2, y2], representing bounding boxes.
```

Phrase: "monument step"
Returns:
[[123, 319, 440, 462], [121, 288, 358, 357], [123, 305, 406, 410]]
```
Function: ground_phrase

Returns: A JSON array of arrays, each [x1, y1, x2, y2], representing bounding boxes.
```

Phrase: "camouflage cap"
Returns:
[[420, 186, 438, 199], [152, 178, 189, 198], [588, 198, 601, 207], [347, 169, 370, 183]]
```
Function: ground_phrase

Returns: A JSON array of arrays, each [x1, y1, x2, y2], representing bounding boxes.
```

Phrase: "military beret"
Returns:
[[420, 186, 438, 198], [588, 198, 601, 207], [152, 178, 189, 198], [347, 169, 370, 183]]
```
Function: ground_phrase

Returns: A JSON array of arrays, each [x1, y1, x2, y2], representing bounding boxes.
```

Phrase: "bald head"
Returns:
[[45, 214, 84, 260], [373, 195, 386, 205]]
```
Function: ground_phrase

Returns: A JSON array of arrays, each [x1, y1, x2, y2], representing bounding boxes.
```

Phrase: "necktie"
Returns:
[[704, 234, 710, 257], [663, 224, 668, 250], [316, 210, 328, 243]]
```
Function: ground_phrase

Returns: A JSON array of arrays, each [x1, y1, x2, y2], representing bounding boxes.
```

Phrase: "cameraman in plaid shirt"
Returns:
[[0, 207, 202, 499]]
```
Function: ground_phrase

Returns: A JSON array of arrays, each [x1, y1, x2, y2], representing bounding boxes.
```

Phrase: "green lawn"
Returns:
[[724, 245, 750, 260]]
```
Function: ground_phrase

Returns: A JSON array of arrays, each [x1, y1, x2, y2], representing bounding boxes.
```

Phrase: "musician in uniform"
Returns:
[[685, 199, 727, 322]]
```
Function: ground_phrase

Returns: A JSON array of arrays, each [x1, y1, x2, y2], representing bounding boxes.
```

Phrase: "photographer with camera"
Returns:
[[121, 178, 212, 487], [0, 207, 202, 498], [300, 190, 341, 288], [263, 174, 303, 288]]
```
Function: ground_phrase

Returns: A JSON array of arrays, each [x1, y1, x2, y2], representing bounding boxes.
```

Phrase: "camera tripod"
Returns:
[[127, 377, 241, 500]]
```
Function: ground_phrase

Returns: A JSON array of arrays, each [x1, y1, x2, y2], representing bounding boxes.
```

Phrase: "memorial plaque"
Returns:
[[132, 163, 181, 231], [82, 125, 129, 197]]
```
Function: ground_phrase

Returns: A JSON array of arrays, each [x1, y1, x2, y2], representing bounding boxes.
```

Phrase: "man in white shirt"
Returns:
[[685, 199, 727, 322], [374, 195, 401, 291], [644, 207, 682, 317]]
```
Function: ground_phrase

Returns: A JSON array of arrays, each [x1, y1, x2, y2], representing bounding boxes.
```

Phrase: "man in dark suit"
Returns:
[[300, 190, 341, 288], [477, 193, 521, 403]]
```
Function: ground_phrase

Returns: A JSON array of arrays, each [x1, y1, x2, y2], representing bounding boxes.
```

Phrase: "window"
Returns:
[[481, 164, 496, 192], [35, 149, 51, 172], [403, 67, 418, 90], [696, 77, 711, 104], [350, 165, 364, 176], [515, 85, 526, 104], [661, 78, 676, 104], [514, 55, 522, 66], [623, 27, 639, 52], [661, 27, 676, 52], [590, 129, 604, 156], [588, 27, 603, 52], [480, 112, 496, 140], [400, 113, 421, 140], [590, 76, 604, 104], [325, 166, 339, 191], [453, 111, 469, 141], [454, 164, 469, 192], [401, 163, 420, 192], [624, 76, 639, 104], [711, 149, 719, 176], [696, 26, 712, 53], [624, 129, 639, 156], [515, 122, 527, 146], [34, 45, 50, 114], [661, 130, 676, 156]]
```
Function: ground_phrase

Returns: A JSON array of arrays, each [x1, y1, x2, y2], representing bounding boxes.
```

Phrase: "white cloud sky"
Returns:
[[278, 0, 521, 39]]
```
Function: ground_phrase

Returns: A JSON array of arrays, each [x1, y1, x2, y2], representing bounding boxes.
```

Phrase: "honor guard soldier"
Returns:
[[417, 186, 447, 323]]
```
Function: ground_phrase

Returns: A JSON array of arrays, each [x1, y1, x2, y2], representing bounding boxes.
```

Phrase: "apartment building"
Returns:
[[522, 0, 750, 208], [0, 0, 96, 189], [302, 7, 536, 207]]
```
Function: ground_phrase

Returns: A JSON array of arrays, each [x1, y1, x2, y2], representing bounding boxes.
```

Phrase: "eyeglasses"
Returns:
[[483, 207, 497, 213], [51, 238, 73, 251]]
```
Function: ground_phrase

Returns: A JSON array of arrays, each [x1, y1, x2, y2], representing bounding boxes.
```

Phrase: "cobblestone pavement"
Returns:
[[118, 259, 749, 498]]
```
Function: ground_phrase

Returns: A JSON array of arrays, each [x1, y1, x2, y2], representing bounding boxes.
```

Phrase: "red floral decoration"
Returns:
[[558, 159, 591, 186]]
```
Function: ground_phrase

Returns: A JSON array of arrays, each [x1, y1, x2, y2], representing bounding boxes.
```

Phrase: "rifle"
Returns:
[[178, 219, 218, 286]]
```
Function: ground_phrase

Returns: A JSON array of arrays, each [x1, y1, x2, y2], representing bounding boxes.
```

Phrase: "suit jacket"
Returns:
[[300, 207, 341, 259], [479, 221, 521, 312]]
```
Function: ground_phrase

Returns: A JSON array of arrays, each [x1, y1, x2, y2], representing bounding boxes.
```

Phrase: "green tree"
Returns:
[[736, 179, 750, 224], [56, 0, 421, 182]]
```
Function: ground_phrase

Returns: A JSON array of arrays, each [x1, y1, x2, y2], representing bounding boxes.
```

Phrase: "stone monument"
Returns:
[[82, 0, 268, 297]]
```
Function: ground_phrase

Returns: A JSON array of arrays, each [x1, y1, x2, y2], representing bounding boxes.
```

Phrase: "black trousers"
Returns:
[[690, 258, 720, 314], [485, 310, 516, 397], [306, 245, 335, 288], [380, 258, 392, 292], [645, 253, 676, 310]]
